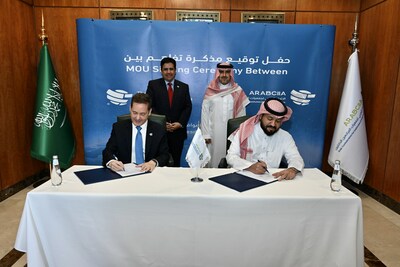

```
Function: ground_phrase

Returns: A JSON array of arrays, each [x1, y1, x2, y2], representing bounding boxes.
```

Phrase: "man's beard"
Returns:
[[260, 123, 278, 136]]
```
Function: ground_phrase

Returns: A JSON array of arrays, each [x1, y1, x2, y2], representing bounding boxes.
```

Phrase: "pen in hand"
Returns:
[[258, 160, 269, 173], [113, 155, 125, 171]]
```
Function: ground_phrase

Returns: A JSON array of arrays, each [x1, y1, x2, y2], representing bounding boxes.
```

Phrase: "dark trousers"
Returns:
[[167, 131, 185, 167]]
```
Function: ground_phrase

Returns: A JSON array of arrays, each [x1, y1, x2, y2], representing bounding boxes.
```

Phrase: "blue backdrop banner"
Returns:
[[77, 19, 335, 168]]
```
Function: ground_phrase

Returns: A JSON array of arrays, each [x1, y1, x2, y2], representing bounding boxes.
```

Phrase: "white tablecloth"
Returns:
[[15, 166, 363, 267]]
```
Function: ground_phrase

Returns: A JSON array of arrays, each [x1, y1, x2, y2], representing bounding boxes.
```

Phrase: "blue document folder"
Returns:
[[209, 172, 270, 192], [75, 167, 146, 185]]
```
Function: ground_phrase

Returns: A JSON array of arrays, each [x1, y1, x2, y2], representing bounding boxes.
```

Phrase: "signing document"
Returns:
[[237, 170, 278, 184], [115, 163, 146, 177]]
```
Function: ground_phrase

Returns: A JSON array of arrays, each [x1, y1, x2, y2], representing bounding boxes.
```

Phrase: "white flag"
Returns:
[[328, 50, 369, 184], [185, 128, 211, 168]]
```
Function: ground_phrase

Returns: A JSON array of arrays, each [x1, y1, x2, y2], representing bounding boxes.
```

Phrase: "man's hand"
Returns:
[[137, 160, 157, 172], [272, 167, 299, 181], [245, 161, 268, 174], [109, 160, 125, 171], [166, 122, 182, 132]]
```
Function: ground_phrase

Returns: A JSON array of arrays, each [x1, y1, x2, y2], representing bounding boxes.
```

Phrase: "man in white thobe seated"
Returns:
[[201, 62, 249, 168], [226, 98, 304, 180]]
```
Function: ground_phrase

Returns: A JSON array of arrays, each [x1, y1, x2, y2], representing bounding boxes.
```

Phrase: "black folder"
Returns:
[[74, 167, 132, 185], [209, 172, 269, 192]]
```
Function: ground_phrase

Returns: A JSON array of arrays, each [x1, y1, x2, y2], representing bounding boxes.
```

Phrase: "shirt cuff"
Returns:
[[151, 159, 159, 167]]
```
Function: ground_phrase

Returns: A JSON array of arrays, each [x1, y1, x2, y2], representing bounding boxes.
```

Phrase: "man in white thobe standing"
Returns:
[[201, 62, 250, 168]]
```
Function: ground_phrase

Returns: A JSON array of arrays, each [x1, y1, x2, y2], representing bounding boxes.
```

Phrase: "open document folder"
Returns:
[[75, 163, 146, 185], [114, 163, 146, 177], [209, 170, 277, 192]]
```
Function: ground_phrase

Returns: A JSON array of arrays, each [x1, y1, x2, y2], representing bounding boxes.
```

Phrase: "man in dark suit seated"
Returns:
[[102, 93, 170, 172], [146, 57, 192, 167]]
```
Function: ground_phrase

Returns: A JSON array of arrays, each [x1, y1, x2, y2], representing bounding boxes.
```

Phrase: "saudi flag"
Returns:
[[328, 50, 369, 184], [30, 44, 75, 169]]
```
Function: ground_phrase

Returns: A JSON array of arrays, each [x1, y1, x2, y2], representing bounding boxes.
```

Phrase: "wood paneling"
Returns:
[[296, 12, 359, 174], [231, 0, 296, 11], [32, 7, 100, 170], [296, 0, 360, 11], [385, 59, 400, 201], [0, 0, 42, 189], [361, 0, 385, 11], [34, 0, 99, 7], [360, 0, 400, 200], [100, 0, 164, 9], [20, 0, 33, 5]]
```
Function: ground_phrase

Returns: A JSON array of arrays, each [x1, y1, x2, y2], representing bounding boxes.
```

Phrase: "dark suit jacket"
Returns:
[[146, 78, 192, 139], [102, 120, 170, 167]]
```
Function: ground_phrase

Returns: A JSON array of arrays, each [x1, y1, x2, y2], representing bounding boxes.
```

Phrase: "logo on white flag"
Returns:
[[328, 51, 369, 184], [185, 128, 211, 168]]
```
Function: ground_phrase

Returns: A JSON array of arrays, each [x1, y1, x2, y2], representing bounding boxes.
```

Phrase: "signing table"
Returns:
[[15, 166, 363, 267]]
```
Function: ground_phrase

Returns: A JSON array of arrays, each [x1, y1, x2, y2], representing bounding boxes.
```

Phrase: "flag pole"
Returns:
[[38, 11, 48, 45], [33, 11, 50, 188], [328, 13, 369, 184], [348, 14, 359, 52]]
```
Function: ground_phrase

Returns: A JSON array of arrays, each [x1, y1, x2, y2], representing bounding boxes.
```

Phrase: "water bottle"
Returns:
[[51, 155, 62, 186], [330, 160, 342, 192]]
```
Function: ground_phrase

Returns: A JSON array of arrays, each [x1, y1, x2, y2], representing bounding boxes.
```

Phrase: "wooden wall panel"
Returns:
[[231, 0, 296, 11], [361, 0, 385, 10], [20, 0, 33, 5], [100, 0, 164, 9], [295, 12, 358, 173], [33, 0, 99, 7], [296, 0, 360, 11], [358, 0, 400, 193], [0, 0, 42, 190], [360, 0, 400, 200], [385, 59, 400, 201], [32, 7, 100, 169], [167, 0, 230, 10]]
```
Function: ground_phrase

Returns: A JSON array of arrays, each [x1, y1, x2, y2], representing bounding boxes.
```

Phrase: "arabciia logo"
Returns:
[[290, 90, 316, 106], [106, 89, 133, 106]]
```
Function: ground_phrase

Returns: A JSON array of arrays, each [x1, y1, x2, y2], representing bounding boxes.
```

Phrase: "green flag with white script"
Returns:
[[30, 44, 75, 168]]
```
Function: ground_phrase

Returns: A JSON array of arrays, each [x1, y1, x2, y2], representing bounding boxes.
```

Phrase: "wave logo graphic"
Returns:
[[290, 90, 316, 106], [106, 89, 133, 106]]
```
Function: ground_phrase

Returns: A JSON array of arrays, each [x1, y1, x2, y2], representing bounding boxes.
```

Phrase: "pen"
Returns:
[[113, 155, 125, 171], [258, 160, 269, 173]]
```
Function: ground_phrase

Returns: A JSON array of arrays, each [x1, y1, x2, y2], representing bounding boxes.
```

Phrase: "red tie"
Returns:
[[168, 82, 173, 106]]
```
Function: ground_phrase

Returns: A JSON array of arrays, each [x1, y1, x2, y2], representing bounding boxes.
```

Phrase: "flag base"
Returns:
[[191, 177, 203, 183]]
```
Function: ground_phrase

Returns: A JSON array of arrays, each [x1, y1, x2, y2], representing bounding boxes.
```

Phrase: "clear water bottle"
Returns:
[[51, 155, 62, 186], [330, 160, 342, 192]]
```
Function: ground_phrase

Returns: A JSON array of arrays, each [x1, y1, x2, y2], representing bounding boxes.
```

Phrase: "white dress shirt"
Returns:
[[226, 122, 304, 171]]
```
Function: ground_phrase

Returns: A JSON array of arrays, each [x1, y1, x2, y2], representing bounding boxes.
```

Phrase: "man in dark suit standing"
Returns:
[[102, 93, 170, 172], [146, 57, 192, 167]]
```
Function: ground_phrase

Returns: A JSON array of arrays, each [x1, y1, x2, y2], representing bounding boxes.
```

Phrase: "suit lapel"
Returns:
[[122, 121, 133, 162], [145, 121, 154, 159], [172, 82, 181, 106]]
